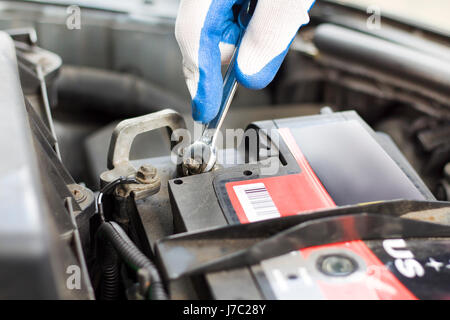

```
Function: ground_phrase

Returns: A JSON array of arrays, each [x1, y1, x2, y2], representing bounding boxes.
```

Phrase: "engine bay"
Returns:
[[0, 0, 449, 301]]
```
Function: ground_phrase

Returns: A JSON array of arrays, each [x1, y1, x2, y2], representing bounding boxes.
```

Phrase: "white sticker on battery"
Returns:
[[260, 252, 324, 300], [232, 183, 281, 222]]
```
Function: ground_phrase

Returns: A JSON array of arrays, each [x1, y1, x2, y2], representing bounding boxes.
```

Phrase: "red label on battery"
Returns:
[[226, 128, 417, 299], [226, 128, 335, 223]]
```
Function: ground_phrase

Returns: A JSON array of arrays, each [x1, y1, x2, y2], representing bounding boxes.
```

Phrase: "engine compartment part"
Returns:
[[314, 24, 450, 97], [0, 30, 93, 299], [166, 110, 432, 234], [56, 66, 186, 119], [0, 0, 449, 302], [97, 221, 167, 300]]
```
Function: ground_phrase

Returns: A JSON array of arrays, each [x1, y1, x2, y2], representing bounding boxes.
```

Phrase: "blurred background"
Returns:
[[337, 0, 450, 33], [0, 0, 446, 111]]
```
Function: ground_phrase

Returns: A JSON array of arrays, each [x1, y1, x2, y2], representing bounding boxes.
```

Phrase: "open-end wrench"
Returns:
[[181, 0, 257, 176]]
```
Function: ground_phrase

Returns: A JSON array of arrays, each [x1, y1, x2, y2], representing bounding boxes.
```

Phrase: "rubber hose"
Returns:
[[101, 262, 120, 300], [98, 221, 168, 300], [97, 234, 121, 300], [56, 66, 187, 118]]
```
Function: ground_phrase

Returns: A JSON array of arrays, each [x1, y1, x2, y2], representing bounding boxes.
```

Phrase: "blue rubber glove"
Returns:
[[175, 0, 315, 123]]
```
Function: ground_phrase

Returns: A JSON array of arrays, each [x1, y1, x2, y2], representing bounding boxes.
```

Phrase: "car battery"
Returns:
[[149, 110, 450, 300], [168, 110, 434, 233]]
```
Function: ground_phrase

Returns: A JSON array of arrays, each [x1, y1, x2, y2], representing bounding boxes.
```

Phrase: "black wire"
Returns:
[[94, 176, 167, 300], [98, 222, 168, 300], [95, 176, 139, 222], [95, 177, 167, 300]]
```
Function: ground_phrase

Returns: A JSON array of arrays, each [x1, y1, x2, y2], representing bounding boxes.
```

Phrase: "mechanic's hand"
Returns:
[[175, 0, 315, 123]]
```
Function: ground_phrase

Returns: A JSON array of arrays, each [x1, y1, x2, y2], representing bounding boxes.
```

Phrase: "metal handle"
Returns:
[[101, 109, 186, 183]]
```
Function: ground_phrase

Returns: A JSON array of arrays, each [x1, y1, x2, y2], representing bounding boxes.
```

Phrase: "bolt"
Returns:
[[318, 254, 357, 277], [136, 164, 157, 184], [70, 185, 87, 203]]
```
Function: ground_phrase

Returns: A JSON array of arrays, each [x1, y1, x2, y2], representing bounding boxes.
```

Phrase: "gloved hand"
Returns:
[[175, 0, 315, 123]]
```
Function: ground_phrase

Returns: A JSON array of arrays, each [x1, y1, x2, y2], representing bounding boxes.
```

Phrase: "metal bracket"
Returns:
[[100, 109, 186, 200]]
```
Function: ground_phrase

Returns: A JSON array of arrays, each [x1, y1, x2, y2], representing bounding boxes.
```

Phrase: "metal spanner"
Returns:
[[181, 0, 257, 176]]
